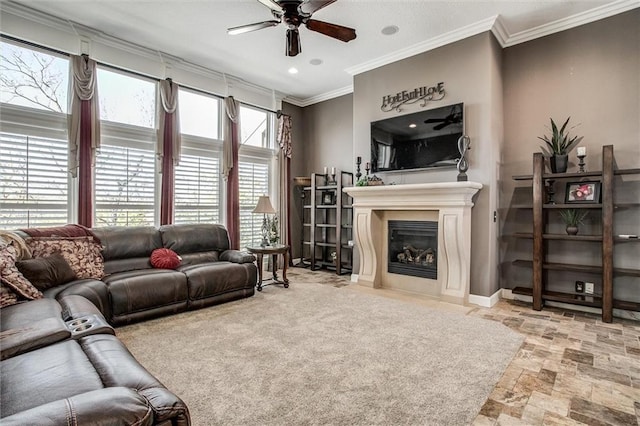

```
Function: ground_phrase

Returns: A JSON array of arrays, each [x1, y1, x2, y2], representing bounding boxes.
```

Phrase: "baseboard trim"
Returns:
[[468, 289, 502, 308], [350, 274, 359, 283]]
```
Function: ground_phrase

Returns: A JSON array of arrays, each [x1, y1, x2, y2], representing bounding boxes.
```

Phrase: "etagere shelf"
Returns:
[[300, 171, 353, 275], [510, 145, 640, 323]]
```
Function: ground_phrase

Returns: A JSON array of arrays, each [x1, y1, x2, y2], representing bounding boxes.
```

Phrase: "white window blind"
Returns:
[[0, 132, 68, 228], [94, 144, 155, 227], [174, 153, 220, 224], [238, 158, 270, 249]]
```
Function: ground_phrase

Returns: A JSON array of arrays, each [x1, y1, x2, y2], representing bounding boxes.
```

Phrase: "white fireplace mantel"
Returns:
[[343, 182, 482, 304]]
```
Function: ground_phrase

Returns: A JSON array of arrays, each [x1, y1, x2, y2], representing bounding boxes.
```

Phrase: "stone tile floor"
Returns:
[[287, 268, 640, 425]]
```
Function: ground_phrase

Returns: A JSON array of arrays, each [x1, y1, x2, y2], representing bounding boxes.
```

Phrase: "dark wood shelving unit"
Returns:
[[301, 171, 353, 275], [511, 145, 640, 322]]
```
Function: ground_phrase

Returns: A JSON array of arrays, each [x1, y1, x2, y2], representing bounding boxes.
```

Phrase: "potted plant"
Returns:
[[559, 209, 588, 235], [538, 117, 583, 173]]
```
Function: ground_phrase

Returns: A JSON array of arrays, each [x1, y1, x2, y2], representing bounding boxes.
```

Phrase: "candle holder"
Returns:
[[365, 162, 370, 176], [577, 154, 586, 173], [355, 157, 362, 181]]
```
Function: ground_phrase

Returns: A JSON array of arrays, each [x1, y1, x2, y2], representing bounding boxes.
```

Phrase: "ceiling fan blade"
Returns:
[[300, 0, 337, 15], [433, 122, 450, 131], [286, 28, 301, 56], [257, 0, 283, 13], [424, 118, 446, 123], [228, 20, 280, 35], [305, 19, 356, 42]]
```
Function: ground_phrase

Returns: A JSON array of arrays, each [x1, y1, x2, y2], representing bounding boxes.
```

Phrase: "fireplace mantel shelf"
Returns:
[[343, 181, 482, 305]]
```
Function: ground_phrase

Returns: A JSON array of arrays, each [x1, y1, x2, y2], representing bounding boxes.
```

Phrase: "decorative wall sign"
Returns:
[[381, 82, 445, 112]]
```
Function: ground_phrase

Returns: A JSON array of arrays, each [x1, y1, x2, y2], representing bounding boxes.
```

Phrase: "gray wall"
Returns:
[[352, 32, 504, 297], [500, 10, 640, 303], [292, 9, 639, 301]]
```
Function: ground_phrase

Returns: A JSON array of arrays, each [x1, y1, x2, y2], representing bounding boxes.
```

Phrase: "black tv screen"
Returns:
[[371, 103, 463, 173]]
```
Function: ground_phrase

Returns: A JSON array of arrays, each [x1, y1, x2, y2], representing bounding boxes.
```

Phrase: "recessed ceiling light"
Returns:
[[409, 123, 417, 128], [381, 25, 399, 36], [288, 67, 299, 74], [309, 58, 323, 66]]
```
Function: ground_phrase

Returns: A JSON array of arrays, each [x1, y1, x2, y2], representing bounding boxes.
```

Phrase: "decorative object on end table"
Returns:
[[538, 117, 583, 173], [565, 181, 600, 204], [253, 195, 276, 247], [268, 216, 279, 245], [559, 209, 589, 235]]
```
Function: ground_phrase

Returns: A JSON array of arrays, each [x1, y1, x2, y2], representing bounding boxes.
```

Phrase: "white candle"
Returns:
[[323, 166, 328, 175], [331, 167, 336, 175], [577, 147, 586, 156]]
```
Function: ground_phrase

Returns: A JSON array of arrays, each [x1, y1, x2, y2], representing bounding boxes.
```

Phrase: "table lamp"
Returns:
[[252, 195, 276, 247]]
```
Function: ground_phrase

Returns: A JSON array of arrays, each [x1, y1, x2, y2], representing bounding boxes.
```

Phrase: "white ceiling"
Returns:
[[7, 0, 636, 105]]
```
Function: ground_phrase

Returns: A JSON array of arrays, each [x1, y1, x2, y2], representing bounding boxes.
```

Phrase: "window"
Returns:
[[175, 89, 223, 224], [0, 132, 68, 228], [0, 40, 69, 113], [238, 158, 270, 248], [97, 68, 155, 128], [179, 88, 220, 139], [94, 144, 156, 227], [240, 105, 270, 148], [0, 40, 70, 229], [174, 152, 221, 224]]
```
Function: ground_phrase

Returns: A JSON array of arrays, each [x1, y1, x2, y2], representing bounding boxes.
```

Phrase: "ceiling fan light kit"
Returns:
[[228, 0, 356, 57]]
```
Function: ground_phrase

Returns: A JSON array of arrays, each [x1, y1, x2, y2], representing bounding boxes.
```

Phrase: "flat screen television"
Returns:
[[370, 103, 464, 173]]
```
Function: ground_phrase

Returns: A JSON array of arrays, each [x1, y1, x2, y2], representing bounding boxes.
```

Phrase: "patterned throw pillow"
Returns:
[[0, 243, 43, 301], [0, 281, 19, 308], [26, 236, 104, 280]]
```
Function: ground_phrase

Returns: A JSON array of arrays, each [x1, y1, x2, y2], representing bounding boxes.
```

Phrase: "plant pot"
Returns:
[[566, 225, 579, 235], [550, 154, 568, 173]]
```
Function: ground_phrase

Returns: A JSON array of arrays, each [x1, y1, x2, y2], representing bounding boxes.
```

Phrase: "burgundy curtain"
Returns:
[[77, 100, 93, 226], [277, 113, 293, 265], [157, 79, 181, 225], [223, 96, 240, 249], [68, 55, 100, 228]]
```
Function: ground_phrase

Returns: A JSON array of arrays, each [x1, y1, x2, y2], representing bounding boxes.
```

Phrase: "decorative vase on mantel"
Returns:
[[550, 154, 569, 173]]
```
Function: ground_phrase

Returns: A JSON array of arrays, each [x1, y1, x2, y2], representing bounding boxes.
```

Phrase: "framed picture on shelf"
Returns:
[[321, 191, 335, 205], [565, 181, 601, 204]]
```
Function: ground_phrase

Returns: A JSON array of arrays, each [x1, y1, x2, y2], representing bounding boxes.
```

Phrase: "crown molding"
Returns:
[[345, 16, 499, 77], [502, 0, 640, 47], [285, 85, 354, 107]]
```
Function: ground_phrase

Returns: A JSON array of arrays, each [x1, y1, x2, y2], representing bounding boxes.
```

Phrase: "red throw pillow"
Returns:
[[150, 248, 181, 269]]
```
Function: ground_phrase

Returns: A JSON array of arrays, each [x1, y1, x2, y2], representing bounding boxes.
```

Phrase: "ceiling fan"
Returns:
[[424, 104, 463, 130], [227, 0, 356, 57]]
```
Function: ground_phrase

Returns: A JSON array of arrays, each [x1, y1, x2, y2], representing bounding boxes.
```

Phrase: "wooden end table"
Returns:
[[246, 244, 290, 291]]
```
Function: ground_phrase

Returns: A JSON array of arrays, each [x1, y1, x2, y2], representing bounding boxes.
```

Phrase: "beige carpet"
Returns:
[[117, 274, 523, 425]]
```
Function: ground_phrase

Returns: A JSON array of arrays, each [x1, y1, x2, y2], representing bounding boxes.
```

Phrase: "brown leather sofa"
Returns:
[[20, 223, 257, 326], [1, 223, 258, 424], [0, 295, 190, 425]]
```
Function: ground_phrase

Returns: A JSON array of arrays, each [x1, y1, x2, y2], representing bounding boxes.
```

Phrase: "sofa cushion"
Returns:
[[93, 226, 161, 261], [25, 236, 104, 280], [159, 224, 230, 254], [150, 248, 181, 269], [1, 339, 104, 417], [16, 253, 76, 290], [0, 243, 42, 301], [103, 269, 188, 318], [179, 261, 256, 301]]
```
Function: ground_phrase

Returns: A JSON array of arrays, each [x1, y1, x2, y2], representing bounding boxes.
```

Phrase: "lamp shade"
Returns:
[[252, 195, 276, 214]]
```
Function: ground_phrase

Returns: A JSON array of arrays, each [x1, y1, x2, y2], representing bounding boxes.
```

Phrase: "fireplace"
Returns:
[[388, 220, 437, 279], [343, 182, 482, 305]]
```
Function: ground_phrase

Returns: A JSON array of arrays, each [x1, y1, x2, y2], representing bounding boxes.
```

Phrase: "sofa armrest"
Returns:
[[140, 387, 191, 426], [0, 317, 71, 361], [0, 387, 154, 426], [220, 249, 256, 264]]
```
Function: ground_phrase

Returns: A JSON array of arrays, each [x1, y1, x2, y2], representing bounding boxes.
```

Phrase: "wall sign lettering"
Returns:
[[381, 82, 445, 112]]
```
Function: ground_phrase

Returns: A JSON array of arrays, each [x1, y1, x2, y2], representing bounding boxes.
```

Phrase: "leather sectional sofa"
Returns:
[[1, 223, 259, 424]]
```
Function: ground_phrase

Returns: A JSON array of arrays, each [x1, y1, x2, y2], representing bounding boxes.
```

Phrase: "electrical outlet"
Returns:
[[584, 282, 595, 294]]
